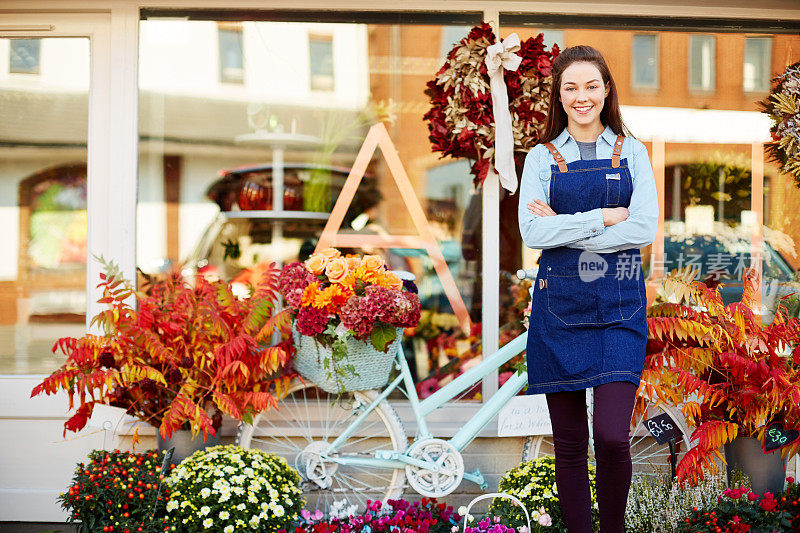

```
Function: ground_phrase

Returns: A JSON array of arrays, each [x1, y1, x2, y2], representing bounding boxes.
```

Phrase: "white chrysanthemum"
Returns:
[[224, 527, 234, 533], [200, 487, 211, 498], [166, 500, 179, 512], [203, 518, 213, 527], [198, 506, 210, 516]]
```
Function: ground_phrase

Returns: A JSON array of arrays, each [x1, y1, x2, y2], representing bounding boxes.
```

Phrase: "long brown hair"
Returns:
[[540, 45, 632, 144]]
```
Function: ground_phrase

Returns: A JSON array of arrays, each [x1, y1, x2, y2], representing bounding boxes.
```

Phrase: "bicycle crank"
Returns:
[[297, 441, 338, 490], [404, 438, 464, 498]]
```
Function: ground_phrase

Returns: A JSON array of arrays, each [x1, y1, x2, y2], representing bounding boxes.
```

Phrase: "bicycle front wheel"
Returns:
[[236, 378, 408, 515]]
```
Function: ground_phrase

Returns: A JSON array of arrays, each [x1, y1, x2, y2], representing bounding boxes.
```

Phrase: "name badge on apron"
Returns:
[[606, 173, 621, 180]]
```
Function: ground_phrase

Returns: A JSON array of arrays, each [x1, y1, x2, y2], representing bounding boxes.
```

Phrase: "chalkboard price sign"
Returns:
[[764, 422, 800, 453], [645, 413, 683, 445]]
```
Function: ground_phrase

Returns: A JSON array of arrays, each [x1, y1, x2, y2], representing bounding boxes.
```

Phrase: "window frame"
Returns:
[[743, 35, 772, 94], [688, 33, 717, 92], [631, 32, 659, 90]]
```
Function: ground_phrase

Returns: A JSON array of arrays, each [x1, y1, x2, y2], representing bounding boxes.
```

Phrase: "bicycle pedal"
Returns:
[[462, 469, 487, 491]]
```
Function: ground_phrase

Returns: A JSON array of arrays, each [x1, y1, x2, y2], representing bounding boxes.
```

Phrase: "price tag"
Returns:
[[160, 447, 175, 476], [645, 413, 683, 445], [764, 422, 800, 453]]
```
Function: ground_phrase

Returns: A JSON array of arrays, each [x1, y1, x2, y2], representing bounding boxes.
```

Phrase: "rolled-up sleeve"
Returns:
[[566, 140, 659, 253], [518, 146, 606, 250]]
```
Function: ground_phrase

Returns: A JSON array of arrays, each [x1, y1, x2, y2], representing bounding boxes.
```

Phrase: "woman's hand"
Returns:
[[602, 207, 629, 226], [527, 199, 557, 217]]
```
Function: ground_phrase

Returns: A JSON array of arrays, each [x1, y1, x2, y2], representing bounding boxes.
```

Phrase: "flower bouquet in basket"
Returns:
[[277, 248, 421, 393]]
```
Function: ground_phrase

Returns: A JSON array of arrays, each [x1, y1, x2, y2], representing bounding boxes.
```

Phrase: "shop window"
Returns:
[[218, 22, 244, 84], [631, 34, 658, 89], [743, 36, 772, 93], [309, 34, 334, 92], [9, 39, 41, 74], [689, 34, 716, 91]]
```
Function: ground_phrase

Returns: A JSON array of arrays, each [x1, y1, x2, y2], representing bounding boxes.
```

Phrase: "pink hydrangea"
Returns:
[[295, 306, 329, 336], [364, 285, 421, 327], [277, 262, 317, 309], [338, 295, 376, 338]]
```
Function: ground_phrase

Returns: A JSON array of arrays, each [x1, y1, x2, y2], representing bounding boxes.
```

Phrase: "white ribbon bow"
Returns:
[[484, 33, 522, 194]]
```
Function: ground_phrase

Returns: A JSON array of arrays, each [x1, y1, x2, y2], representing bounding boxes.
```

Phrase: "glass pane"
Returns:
[[744, 37, 772, 93], [137, 18, 483, 400], [0, 37, 89, 374], [498, 21, 800, 322], [632, 34, 658, 88], [218, 24, 244, 84], [689, 35, 715, 90]]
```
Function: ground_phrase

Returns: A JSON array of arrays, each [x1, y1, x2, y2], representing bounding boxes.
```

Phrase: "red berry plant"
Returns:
[[423, 23, 559, 187], [32, 257, 294, 443], [677, 479, 800, 532], [58, 449, 173, 533]]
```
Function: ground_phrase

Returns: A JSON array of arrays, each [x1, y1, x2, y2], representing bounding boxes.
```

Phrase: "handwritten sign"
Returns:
[[497, 395, 552, 437], [645, 413, 683, 445], [764, 422, 800, 453]]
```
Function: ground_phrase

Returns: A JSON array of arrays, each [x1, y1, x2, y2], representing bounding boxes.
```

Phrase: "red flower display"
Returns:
[[423, 23, 559, 187]]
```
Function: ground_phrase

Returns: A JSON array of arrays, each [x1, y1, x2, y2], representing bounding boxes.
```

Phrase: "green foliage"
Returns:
[[164, 445, 303, 532], [370, 323, 397, 352], [488, 455, 599, 531], [58, 449, 172, 533]]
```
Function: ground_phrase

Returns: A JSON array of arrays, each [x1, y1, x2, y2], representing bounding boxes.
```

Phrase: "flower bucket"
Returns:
[[460, 492, 532, 533], [292, 323, 401, 393]]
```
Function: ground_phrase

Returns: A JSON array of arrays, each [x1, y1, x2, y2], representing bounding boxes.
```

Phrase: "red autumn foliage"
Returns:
[[31, 257, 295, 442], [643, 266, 800, 485]]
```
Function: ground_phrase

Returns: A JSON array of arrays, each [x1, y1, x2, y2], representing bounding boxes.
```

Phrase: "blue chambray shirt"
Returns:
[[518, 125, 659, 253]]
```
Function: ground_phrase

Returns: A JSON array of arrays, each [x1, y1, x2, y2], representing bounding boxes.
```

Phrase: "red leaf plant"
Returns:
[[643, 266, 800, 486], [423, 23, 559, 187], [31, 256, 295, 443]]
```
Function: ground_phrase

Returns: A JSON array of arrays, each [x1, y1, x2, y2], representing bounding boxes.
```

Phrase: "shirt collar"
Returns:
[[553, 125, 619, 148]]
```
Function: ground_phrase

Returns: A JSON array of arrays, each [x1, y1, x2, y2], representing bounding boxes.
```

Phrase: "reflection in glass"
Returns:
[[0, 38, 89, 374], [689, 34, 716, 91], [137, 19, 482, 398], [743, 37, 772, 93], [632, 34, 658, 89]]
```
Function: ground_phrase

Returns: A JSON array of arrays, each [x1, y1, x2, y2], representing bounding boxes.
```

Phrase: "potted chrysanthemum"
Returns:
[[277, 248, 421, 393]]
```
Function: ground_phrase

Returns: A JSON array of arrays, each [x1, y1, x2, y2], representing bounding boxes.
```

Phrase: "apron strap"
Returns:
[[611, 134, 625, 168], [543, 142, 568, 173]]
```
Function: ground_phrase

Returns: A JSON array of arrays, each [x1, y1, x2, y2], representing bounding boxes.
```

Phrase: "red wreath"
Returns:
[[423, 23, 559, 187]]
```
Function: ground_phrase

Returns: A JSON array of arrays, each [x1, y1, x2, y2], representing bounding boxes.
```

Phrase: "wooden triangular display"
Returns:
[[315, 122, 472, 334]]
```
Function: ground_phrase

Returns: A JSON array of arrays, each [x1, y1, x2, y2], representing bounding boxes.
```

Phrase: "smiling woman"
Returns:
[[517, 44, 659, 533]]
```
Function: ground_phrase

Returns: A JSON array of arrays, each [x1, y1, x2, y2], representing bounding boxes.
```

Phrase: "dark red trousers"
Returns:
[[545, 380, 637, 533]]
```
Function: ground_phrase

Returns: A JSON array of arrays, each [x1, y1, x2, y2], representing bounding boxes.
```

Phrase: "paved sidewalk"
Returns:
[[0, 524, 76, 532]]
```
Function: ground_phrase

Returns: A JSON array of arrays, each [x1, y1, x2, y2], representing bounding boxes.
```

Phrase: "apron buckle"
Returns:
[[539, 279, 548, 289]]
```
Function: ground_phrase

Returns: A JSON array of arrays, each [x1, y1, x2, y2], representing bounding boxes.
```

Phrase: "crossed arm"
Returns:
[[518, 142, 659, 253]]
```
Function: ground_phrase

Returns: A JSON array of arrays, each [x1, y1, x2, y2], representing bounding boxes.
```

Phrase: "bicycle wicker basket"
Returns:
[[291, 323, 402, 393]]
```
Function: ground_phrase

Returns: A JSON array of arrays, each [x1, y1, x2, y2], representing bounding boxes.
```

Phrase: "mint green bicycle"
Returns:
[[236, 270, 692, 513]]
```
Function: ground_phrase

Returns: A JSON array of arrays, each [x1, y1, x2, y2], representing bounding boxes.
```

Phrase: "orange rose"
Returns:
[[384, 272, 403, 290], [361, 254, 385, 272], [345, 256, 361, 271], [319, 247, 342, 260], [325, 257, 349, 284], [305, 254, 327, 275]]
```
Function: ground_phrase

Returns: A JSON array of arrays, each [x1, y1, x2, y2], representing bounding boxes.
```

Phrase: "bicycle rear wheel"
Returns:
[[236, 378, 408, 515], [521, 393, 692, 478]]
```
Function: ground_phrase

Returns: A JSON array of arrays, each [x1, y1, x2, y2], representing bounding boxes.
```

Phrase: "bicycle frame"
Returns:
[[322, 330, 529, 488]]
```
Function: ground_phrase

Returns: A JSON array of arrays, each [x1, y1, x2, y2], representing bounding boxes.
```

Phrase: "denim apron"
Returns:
[[525, 135, 647, 395]]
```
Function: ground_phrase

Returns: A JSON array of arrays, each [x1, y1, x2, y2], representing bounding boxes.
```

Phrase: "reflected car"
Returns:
[[646, 233, 799, 315], [182, 163, 380, 280]]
